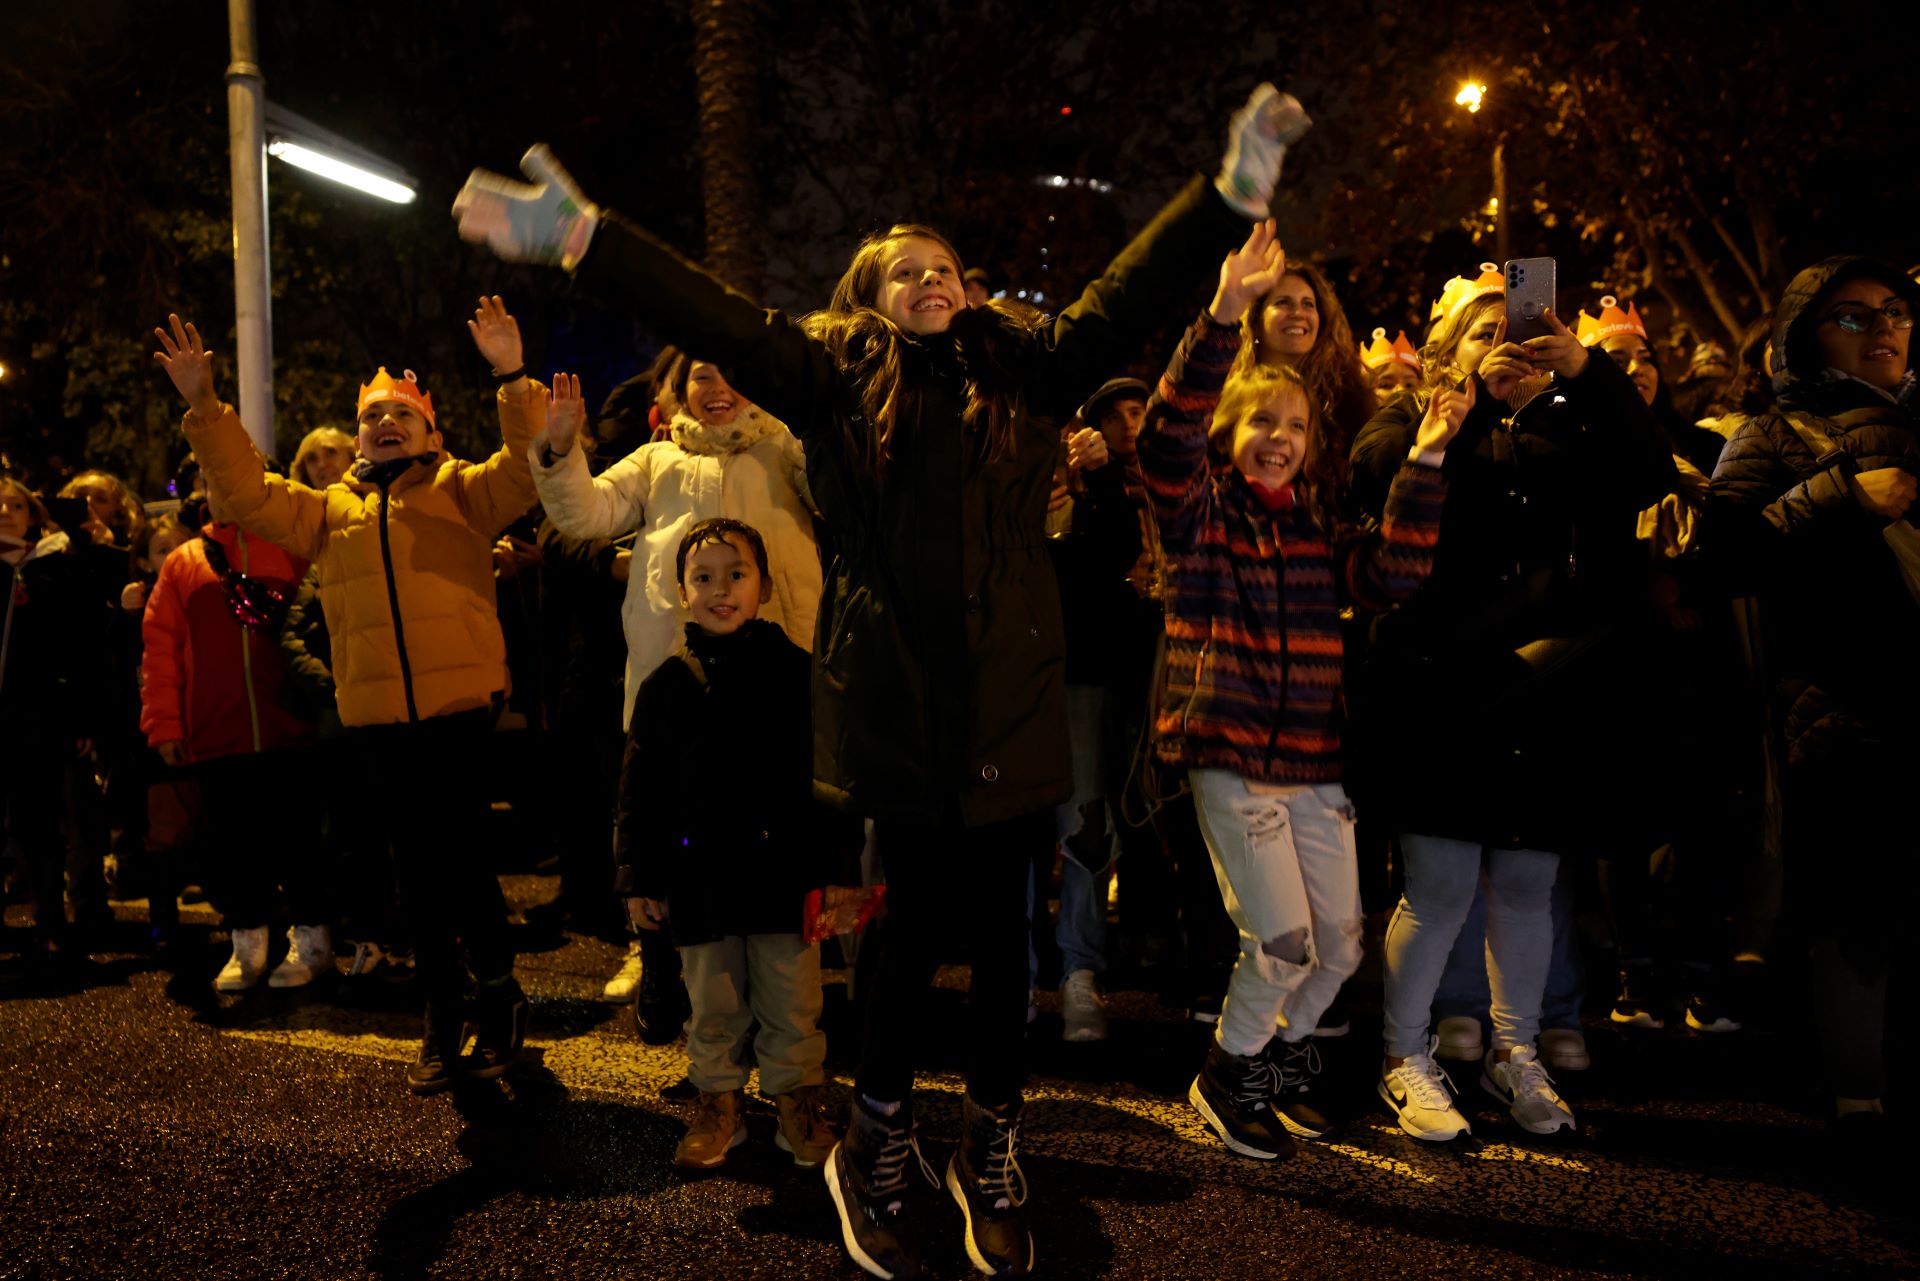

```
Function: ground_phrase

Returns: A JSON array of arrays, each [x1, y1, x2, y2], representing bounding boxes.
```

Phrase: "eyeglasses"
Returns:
[[1820, 301, 1914, 334]]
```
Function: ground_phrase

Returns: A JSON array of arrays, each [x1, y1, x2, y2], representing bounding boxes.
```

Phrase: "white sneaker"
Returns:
[[1060, 969, 1108, 1043], [1378, 1047, 1471, 1142], [1434, 1015, 1485, 1062], [602, 940, 646, 1004], [1481, 1045, 1576, 1135], [214, 926, 269, 993], [269, 924, 333, 988], [1538, 1027, 1591, 1070]]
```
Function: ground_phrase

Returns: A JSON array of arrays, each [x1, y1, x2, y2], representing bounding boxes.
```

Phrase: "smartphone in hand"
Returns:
[[1504, 257, 1557, 344]]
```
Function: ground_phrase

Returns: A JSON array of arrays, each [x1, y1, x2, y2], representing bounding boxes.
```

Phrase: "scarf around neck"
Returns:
[[668, 406, 780, 457]]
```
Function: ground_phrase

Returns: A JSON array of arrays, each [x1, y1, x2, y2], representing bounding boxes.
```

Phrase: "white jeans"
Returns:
[[1190, 771, 1364, 1057]]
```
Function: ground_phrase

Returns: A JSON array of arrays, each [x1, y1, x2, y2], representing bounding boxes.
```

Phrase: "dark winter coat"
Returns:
[[1049, 459, 1145, 688], [1699, 255, 1920, 762], [1346, 353, 1677, 855], [1, 534, 116, 752], [577, 175, 1248, 825], [277, 565, 337, 723], [613, 620, 856, 946]]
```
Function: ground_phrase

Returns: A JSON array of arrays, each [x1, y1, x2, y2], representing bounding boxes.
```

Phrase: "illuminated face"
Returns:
[[874, 236, 964, 335], [0, 489, 32, 542], [1098, 398, 1147, 454], [686, 362, 749, 428], [71, 483, 119, 530], [356, 401, 439, 464], [142, 527, 192, 571], [678, 533, 770, 635], [1601, 334, 1661, 406], [1258, 274, 1320, 363], [1452, 310, 1504, 378], [1369, 361, 1420, 405], [1813, 278, 1913, 392], [1229, 388, 1311, 490], [302, 444, 352, 488]]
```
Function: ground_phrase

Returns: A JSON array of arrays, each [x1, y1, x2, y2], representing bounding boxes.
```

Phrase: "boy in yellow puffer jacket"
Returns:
[[154, 299, 547, 1094]]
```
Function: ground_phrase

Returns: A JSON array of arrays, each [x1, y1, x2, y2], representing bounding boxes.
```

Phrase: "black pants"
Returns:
[[2, 741, 70, 942], [197, 751, 328, 930], [349, 709, 512, 1004], [857, 808, 1051, 1110]]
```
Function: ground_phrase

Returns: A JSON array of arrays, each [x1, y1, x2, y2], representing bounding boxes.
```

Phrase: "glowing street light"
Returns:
[[265, 102, 417, 205], [1452, 80, 1506, 261], [1455, 81, 1487, 114]]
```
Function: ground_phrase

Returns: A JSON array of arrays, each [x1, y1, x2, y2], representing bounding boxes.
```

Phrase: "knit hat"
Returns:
[[1079, 377, 1151, 425], [1430, 263, 1505, 324], [1575, 296, 1648, 347], [357, 367, 436, 427], [1360, 327, 1420, 371]]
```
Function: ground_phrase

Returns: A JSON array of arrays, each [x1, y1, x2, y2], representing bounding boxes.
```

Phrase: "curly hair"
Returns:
[[1232, 260, 1377, 465]]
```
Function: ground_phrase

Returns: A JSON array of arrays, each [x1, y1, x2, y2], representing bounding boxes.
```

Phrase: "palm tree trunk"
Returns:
[[692, 0, 764, 300]]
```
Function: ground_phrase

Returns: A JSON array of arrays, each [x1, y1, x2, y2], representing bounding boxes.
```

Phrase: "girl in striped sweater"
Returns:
[[1137, 222, 1464, 1160]]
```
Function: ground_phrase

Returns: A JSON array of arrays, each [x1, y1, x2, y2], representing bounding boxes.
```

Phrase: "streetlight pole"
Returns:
[[226, 0, 273, 456], [1492, 135, 1509, 265]]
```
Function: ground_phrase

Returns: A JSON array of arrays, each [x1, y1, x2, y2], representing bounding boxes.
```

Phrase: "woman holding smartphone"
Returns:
[[1348, 263, 1676, 1140]]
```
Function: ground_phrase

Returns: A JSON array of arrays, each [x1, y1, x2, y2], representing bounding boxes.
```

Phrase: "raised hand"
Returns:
[[1521, 309, 1590, 380], [467, 295, 524, 374], [544, 372, 585, 456], [1209, 219, 1284, 324], [1066, 425, 1110, 472], [452, 144, 601, 269], [1477, 315, 1535, 401], [1415, 375, 1475, 455], [1216, 83, 1313, 219], [152, 314, 222, 420]]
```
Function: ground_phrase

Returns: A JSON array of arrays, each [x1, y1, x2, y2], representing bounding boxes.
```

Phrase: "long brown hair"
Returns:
[[801, 224, 1036, 478], [1207, 364, 1343, 536], [1232, 260, 1375, 463]]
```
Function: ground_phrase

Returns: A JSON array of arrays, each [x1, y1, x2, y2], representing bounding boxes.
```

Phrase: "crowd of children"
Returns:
[[2, 78, 1913, 1281]]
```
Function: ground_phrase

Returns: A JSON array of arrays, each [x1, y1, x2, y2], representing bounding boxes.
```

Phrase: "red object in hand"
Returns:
[[804, 885, 887, 943]]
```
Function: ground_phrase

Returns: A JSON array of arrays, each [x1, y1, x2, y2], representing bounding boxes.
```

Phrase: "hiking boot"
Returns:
[[268, 924, 333, 988], [674, 1088, 747, 1170], [1435, 1015, 1486, 1062], [775, 1084, 837, 1168], [1268, 1036, 1331, 1139], [1379, 1044, 1470, 1142], [406, 1000, 465, 1096], [1482, 1045, 1576, 1135], [1189, 1040, 1294, 1160], [213, 926, 269, 993], [466, 976, 528, 1080], [947, 1094, 1034, 1277], [635, 933, 690, 1045], [602, 939, 646, 1004], [1060, 969, 1108, 1043], [825, 1093, 938, 1280]]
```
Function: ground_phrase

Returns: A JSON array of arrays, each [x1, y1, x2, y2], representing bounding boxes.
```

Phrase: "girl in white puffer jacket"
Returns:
[[531, 354, 824, 730]]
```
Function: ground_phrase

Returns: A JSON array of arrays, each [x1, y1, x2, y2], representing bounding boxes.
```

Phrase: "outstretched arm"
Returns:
[[456, 299, 545, 535]]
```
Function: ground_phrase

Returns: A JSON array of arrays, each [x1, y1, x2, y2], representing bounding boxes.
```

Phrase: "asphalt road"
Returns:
[[1, 877, 1910, 1281]]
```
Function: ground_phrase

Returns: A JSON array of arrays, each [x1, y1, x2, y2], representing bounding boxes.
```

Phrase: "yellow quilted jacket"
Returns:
[[183, 379, 545, 727]]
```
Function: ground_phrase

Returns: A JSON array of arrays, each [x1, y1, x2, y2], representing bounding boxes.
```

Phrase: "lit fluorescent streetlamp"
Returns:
[[265, 102, 417, 205]]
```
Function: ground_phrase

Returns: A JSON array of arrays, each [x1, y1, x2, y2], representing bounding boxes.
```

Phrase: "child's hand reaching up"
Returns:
[[152, 314, 222, 421], [1209, 219, 1284, 325], [545, 373, 585, 456], [1414, 376, 1474, 457], [467, 295, 524, 375]]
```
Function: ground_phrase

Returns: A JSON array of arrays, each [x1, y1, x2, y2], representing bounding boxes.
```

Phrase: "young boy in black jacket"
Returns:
[[616, 516, 849, 1172]]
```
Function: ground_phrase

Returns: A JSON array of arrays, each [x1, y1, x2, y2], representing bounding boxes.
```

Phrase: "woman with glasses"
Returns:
[[1702, 256, 1920, 1144]]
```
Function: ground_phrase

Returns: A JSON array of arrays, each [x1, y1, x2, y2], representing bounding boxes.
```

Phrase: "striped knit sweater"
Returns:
[[1138, 313, 1447, 783]]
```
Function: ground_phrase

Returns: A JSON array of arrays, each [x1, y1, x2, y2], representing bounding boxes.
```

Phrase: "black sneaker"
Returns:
[[1684, 994, 1743, 1034], [1188, 1041, 1295, 1160], [467, 976, 528, 1080], [825, 1094, 938, 1280], [406, 1001, 464, 1096], [946, 1095, 1034, 1277], [1268, 1036, 1332, 1139], [1609, 967, 1667, 1030], [636, 933, 691, 1046]]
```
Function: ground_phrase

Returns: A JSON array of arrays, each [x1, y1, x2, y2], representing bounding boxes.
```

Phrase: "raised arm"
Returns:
[[453, 147, 840, 435], [529, 378, 657, 541], [154, 315, 328, 560]]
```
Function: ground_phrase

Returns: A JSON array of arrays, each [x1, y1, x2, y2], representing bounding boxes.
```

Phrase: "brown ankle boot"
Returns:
[[774, 1084, 837, 1167], [674, 1088, 746, 1169]]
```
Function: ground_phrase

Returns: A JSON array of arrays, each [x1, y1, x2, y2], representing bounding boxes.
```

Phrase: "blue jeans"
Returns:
[[1431, 859, 1584, 1034], [1382, 833, 1559, 1058], [1038, 684, 1118, 985]]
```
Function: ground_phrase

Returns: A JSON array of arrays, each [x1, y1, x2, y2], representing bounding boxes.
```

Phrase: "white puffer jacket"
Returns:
[[530, 407, 822, 728]]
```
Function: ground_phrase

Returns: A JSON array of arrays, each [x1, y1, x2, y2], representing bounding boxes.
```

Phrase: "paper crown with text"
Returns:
[[357, 367, 437, 427], [1575, 296, 1648, 348], [1360, 327, 1421, 370], [1429, 263, 1506, 324]]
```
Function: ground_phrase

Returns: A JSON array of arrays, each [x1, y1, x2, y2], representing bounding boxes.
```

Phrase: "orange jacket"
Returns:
[[182, 379, 544, 726], [139, 524, 313, 760]]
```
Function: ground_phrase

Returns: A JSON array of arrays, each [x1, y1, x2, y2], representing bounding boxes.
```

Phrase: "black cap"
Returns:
[[1079, 377, 1151, 425]]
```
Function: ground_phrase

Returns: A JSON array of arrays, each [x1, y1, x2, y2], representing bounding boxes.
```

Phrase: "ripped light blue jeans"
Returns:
[[1190, 771, 1365, 1058]]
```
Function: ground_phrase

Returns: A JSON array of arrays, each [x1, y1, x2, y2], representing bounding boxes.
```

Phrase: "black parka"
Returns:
[[1699, 256, 1920, 759], [577, 177, 1246, 825]]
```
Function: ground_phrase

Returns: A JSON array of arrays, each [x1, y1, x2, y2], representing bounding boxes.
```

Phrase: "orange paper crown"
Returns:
[[357, 367, 436, 427], [1360, 327, 1421, 370], [1575, 296, 1648, 347], [1430, 262, 1505, 323]]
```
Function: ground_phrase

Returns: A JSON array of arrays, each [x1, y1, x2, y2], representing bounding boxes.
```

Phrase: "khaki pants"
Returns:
[[679, 932, 825, 1096]]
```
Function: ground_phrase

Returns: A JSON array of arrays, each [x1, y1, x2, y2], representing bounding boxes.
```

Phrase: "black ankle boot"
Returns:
[[635, 931, 690, 1046], [946, 1095, 1033, 1277], [406, 998, 464, 1095], [1189, 1040, 1294, 1160], [467, 975, 528, 1080], [825, 1094, 937, 1280]]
